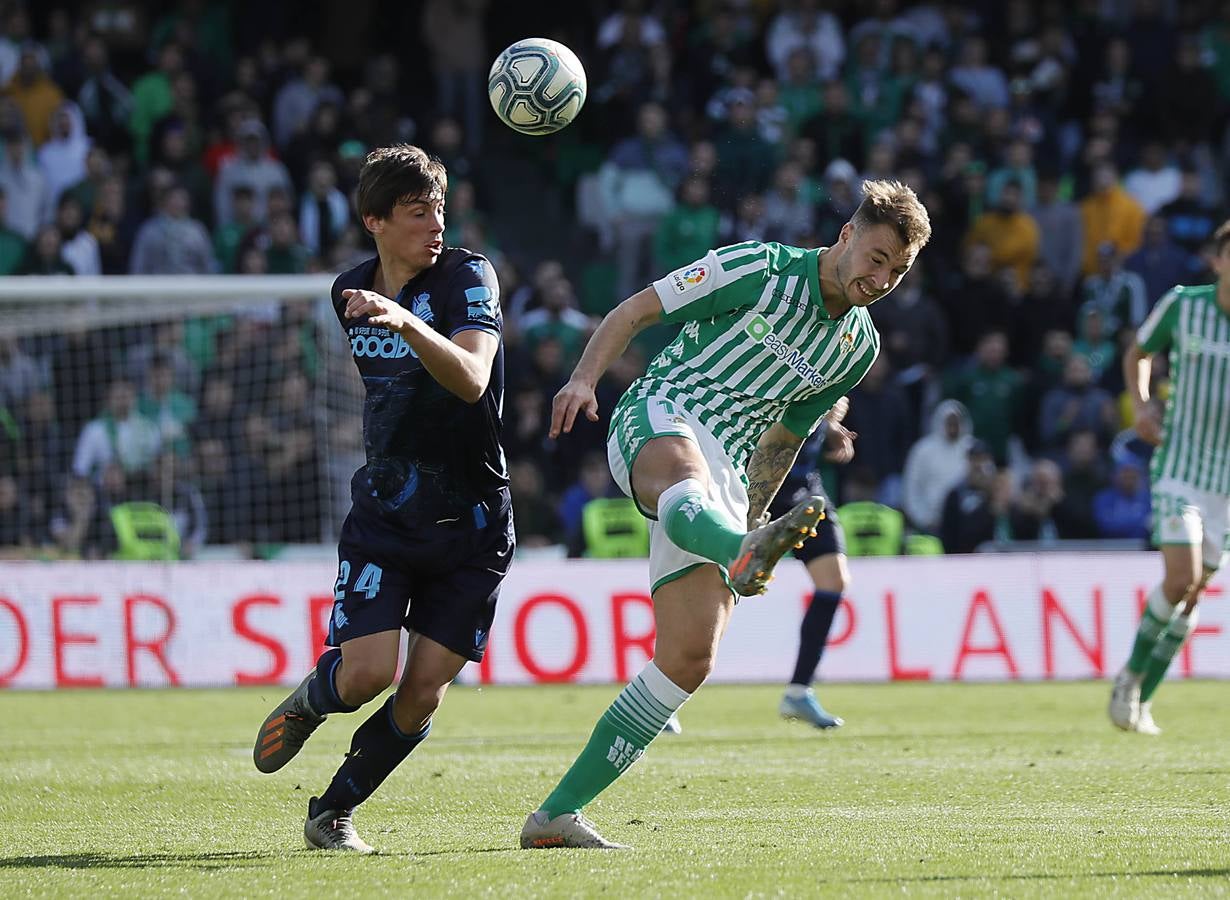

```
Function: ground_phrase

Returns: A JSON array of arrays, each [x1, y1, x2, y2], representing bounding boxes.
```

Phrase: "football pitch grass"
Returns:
[[1, 681, 1227, 898]]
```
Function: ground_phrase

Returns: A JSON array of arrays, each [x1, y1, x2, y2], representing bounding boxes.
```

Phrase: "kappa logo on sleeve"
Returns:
[[670, 263, 709, 294]]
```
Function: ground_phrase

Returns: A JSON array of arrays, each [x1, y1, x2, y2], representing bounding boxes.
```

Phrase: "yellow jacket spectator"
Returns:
[[963, 180, 1039, 290], [3, 46, 63, 147], [1079, 161, 1146, 275]]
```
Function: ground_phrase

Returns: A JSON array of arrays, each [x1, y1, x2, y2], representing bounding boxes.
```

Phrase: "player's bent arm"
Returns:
[[404, 317, 499, 403], [744, 422, 805, 528], [550, 287, 663, 437], [1123, 342, 1153, 404]]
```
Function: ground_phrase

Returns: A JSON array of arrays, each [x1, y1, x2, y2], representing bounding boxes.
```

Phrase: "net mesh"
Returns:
[[0, 277, 363, 559]]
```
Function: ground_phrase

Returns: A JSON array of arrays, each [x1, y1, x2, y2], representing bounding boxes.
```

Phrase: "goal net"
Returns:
[[0, 275, 363, 560]]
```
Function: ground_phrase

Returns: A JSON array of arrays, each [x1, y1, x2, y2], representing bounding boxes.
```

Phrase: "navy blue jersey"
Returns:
[[331, 249, 507, 531]]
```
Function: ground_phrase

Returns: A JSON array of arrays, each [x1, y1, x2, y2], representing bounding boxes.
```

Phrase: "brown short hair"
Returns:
[[356, 144, 447, 226], [850, 179, 932, 251], [1213, 219, 1230, 256]]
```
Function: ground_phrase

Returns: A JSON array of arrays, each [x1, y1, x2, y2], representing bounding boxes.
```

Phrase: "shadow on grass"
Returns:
[[2, 851, 289, 871], [846, 868, 1230, 885]]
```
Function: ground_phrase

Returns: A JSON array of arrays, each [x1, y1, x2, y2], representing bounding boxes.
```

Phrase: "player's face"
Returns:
[[835, 222, 916, 307], [367, 197, 445, 272]]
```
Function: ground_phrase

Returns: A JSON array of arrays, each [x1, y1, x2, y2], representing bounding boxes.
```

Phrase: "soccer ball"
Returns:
[[488, 38, 587, 135]]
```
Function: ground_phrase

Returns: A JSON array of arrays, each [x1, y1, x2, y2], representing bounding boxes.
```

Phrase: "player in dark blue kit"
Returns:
[[769, 397, 855, 729], [251, 145, 513, 853]]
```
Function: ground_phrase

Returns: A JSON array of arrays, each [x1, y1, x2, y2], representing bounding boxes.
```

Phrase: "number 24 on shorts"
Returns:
[[334, 560, 384, 601]]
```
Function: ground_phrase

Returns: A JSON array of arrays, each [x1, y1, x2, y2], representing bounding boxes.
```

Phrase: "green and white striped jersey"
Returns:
[[1137, 283, 1230, 494], [613, 241, 880, 472]]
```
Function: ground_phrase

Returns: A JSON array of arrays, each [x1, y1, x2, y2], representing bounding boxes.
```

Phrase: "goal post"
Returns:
[[0, 274, 363, 560]]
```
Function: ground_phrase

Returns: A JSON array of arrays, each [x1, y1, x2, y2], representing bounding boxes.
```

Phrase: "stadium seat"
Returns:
[[110, 502, 181, 561], [835, 502, 904, 557], [905, 533, 944, 556], [582, 497, 650, 558]]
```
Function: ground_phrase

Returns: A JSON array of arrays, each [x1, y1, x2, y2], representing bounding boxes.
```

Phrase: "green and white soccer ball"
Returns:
[[488, 38, 587, 135]]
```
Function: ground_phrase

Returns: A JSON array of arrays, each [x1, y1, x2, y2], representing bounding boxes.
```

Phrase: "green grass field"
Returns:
[[1, 681, 1227, 898]]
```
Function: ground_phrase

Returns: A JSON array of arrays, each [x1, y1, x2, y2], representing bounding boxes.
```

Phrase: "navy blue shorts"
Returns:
[[327, 488, 514, 662], [770, 483, 845, 564]]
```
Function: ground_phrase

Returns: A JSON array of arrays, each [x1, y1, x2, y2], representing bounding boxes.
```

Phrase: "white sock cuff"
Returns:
[[657, 478, 707, 522], [637, 660, 691, 709], [1147, 585, 1176, 621], [1173, 604, 1199, 635]]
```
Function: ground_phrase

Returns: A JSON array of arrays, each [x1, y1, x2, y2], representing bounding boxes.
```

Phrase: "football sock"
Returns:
[[1140, 605, 1199, 702], [307, 648, 360, 715], [657, 478, 745, 567], [539, 661, 690, 819], [1125, 586, 1176, 675], [789, 590, 842, 687], [317, 696, 430, 811]]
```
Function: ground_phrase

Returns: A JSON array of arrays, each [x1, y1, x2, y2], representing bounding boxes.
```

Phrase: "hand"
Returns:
[[822, 422, 857, 464], [1134, 401, 1162, 446], [825, 396, 850, 424], [549, 378, 599, 438], [343, 288, 415, 333]]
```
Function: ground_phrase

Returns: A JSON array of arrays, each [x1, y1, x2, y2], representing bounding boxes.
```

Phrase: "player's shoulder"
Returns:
[[436, 246, 498, 287], [331, 255, 379, 301], [1168, 282, 1215, 301]]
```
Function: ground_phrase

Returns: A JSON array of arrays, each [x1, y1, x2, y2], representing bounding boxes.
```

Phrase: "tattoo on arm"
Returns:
[[744, 428, 804, 528]]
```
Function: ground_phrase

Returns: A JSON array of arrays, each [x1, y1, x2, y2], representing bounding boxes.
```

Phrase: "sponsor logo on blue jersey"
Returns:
[[351, 330, 412, 359]]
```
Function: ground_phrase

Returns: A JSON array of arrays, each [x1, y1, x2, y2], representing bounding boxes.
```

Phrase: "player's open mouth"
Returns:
[[856, 280, 878, 299], [427, 242, 442, 252]]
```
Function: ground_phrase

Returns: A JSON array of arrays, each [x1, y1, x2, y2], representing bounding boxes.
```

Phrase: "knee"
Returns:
[[654, 648, 715, 694], [398, 672, 447, 717], [336, 658, 397, 706]]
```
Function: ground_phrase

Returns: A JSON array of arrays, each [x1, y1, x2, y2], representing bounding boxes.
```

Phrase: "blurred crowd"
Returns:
[[1, 0, 1229, 559]]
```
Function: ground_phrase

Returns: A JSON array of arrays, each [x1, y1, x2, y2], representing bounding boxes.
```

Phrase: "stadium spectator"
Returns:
[[800, 81, 865, 171], [263, 212, 310, 274], [213, 118, 294, 226], [213, 185, 257, 273], [1080, 241, 1149, 333], [558, 450, 617, 555], [0, 336, 42, 408], [129, 41, 183, 165], [12, 388, 64, 543], [1079, 161, 1146, 275], [152, 120, 212, 224], [1038, 354, 1117, 454], [762, 160, 814, 245], [17, 223, 73, 275], [54, 193, 101, 277], [64, 146, 111, 218], [1008, 459, 1065, 543], [4, 44, 64, 147], [75, 35, 133, 154], [521, 276, 592, 365], [87, 174, 139, 274], [987, 139, 1038, 209], [272, 55, 344, 150], [507, 459, 560, 549], [298, 160, 349, 259], [1092, 460, 1151, 541], [1125, 215, 1189, 306], [0, 117, 45, 240], [71, 378, 161, 484], [1158, 169, 1222, 264], [940, 440, 1009, 553], [842, 355, 912, 505], [129, 183, 214, 275], [653, 175, 719, 274], [765, 0, 844, 83], [1124, 140, 1181, 215], [1071, 307, 1117, 384], [137, 351, 196, 458], [1055, 428, 1109, 539], [1032, 169, 1083, 297], [901, 399, 972, 534], [0, 187, 28, 274], [942, 243, 1014, 356], [36, 100, 89, 219], [949, 35, 1009, 110], [963, 179, 1039, 291]]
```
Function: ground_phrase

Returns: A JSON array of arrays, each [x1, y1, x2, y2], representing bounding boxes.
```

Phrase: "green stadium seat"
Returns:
[[582, 497, 650, 558], [110, 502, 181, 561], [836, 501, 904, 557], [905, 533, 944, 556]]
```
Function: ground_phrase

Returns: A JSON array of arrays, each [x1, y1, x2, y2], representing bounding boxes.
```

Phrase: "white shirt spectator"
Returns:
[[902, 400, 973, 533], [72, 411, 161, 480], [765, 6, 845, 81]]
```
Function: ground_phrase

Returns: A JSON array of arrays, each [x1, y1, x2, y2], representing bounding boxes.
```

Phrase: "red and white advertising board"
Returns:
[[0, 555, 1225, 688]]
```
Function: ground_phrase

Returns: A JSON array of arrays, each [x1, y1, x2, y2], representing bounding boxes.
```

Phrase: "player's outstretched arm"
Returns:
[[550, 287, 662, 438], [745, 422, 805, 528]]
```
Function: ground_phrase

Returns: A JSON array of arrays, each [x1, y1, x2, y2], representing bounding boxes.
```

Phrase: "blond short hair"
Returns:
[[851, 179, 932, 250]]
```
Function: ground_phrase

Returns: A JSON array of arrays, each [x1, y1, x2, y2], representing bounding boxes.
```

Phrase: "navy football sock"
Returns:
[[307, 648, 360, 715], [789, 590, 842, 687], [317, 697, 431, 811]]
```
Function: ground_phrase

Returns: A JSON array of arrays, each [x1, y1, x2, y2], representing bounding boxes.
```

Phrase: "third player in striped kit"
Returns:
[[520, 180, 931, 849], [1109, 220, 1230, 735]]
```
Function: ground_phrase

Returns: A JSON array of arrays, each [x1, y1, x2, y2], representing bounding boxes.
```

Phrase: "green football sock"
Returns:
[[1126, 586, 1175, 674], [1140, 607, 1198, 702], [539, 662, 690, 819], [657, 478, 745, 568]]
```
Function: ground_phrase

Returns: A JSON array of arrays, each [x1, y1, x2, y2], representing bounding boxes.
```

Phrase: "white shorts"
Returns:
[[607, 392, 749, 593], [1152, 478, 1230, 571]]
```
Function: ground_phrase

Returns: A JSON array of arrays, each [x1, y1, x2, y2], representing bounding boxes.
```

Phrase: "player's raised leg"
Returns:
[[306, 633, 466, 851], [253, 629, 393, 773], [781, 547, 847, 729], [521, 564, 733, 849]]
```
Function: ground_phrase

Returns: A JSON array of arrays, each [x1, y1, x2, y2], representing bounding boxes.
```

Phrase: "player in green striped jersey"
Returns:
[[1109, 220, 1230, 736], [521, 181, 931, 849]]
